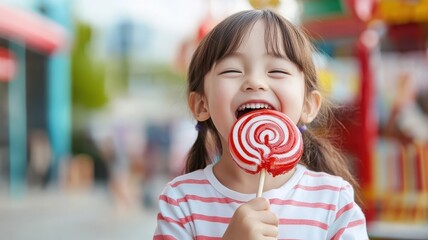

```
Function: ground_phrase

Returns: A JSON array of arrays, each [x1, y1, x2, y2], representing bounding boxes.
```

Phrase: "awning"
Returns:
[[0, 4, 68, 54]]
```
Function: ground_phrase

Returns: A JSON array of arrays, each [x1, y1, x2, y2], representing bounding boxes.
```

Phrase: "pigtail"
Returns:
[[184, 120, 222, 174], [184, 122, 209, 173], [300, 114, 364, 206], [300, 130, 353, 182]]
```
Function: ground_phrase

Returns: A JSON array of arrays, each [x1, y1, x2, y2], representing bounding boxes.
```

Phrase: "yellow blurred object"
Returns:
[[317, 69, 334, 96], [249, 0, 280, 9], [375, 0, 428, 24]]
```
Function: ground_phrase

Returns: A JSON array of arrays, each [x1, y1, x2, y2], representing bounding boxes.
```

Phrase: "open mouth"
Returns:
[[236, 103, 273, 119]]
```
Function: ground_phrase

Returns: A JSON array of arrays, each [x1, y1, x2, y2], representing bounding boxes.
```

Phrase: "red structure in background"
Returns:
[[352, 31, 378, 221], [301, 0, 378, 221], [0, 4, 68, 54], [0, 47, 16, 82]]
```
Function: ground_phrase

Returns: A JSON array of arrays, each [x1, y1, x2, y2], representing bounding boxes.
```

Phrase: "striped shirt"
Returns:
[[154, 164, 368, 239]]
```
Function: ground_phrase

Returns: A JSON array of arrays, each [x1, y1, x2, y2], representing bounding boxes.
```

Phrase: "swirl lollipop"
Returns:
[[229, 109, 303, 196]]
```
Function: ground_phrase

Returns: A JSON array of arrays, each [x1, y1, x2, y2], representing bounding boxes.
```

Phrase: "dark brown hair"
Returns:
[[185, 9, 361, 204]]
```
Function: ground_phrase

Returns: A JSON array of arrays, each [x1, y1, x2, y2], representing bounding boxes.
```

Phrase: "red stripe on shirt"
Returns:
[[180, 194, 244, 204], [160, 194, 243, 205], [160, 212, 331, 233], [159, 194, 179, 206], [157, 213, 186, 229], [196, 236, 222, 240], [335, 202, 354, 220], [154, 234, 176, 240], [279, 218, 329, 230], [330, 219, 366, 240], [294, 184, 343, 191], [162, 213, 231, 226], [270, 198, 336, 211], [348, 219, 366, 227], [303, 171, 338, 178], [191, 213, 231, 224], [170, 179, 210, 188]]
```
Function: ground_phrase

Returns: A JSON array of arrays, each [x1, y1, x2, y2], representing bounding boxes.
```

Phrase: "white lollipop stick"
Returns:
[[256, 168, 266, 197]]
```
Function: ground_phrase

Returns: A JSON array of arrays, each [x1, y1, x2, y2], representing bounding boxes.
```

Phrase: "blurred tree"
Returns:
[[70, 22, 110, 182], [71, 22, 108, 109]]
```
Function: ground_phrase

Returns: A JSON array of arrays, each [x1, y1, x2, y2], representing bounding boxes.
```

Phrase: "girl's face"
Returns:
[[194, 20, 315, 144]]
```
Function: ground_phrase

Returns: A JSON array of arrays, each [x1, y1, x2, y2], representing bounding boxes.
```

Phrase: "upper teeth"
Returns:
[[238, 103, 271, 111]]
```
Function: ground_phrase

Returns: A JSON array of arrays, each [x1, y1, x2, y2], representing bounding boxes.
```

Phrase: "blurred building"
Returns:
[[0, 1, 71, 195]]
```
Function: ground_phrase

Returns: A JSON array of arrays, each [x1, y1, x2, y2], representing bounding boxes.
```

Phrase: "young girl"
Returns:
[[154, 9, 368, 239]]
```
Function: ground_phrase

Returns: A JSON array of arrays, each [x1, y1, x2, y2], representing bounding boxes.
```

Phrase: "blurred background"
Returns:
[[0, 0, 427, 239]]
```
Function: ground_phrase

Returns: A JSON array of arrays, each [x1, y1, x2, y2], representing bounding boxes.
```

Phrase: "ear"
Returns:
[[301, 90, 322, 124], [189, 91, 210, 121]]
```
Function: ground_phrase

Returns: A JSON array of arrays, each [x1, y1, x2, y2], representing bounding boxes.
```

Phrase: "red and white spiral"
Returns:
[[229, 110, 303, 176]]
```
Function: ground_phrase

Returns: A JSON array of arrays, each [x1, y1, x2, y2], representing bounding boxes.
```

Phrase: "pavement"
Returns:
[[0, 187, 158, 240], [4, 185, 428, 240]]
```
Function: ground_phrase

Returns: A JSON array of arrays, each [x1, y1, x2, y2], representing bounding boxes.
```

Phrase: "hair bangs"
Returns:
[[263, 18, 285, 59], [261, 10, 311, 73], [211, 13, 261, 64]]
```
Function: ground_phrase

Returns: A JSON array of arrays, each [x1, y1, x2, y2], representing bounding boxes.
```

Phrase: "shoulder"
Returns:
[[298, 166, 352, 189], [167, 168, 208, 187], [156, 170, 210, 239], [298, 167, 367, 233], [160, 167, 211, 199], [295, 166, 356, 203]]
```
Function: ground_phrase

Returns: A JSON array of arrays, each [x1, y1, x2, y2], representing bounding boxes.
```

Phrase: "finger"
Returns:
[[247, 197, 270, 211], [261, 224, 279, 238], [263, 237, 278, 240], [259, 210, 279, 226]]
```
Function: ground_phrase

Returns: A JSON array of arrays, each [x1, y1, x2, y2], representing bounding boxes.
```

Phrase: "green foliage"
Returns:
[[71, 22, 108, 109], [134, 61, 186, 86]]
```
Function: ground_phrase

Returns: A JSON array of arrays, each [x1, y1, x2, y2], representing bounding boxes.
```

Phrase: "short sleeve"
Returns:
[[153, 185, 193, 240], [327, 181, 369, 240]]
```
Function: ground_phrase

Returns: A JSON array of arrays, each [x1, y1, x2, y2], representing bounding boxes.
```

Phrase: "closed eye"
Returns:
[[268, 70, 291, 79], [219, 69, 242, 75], [220, 69, 241, 74], [268, 70, 289, 74]]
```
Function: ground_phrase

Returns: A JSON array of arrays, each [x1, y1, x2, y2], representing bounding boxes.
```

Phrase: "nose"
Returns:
[[241, 75, 268, 92]]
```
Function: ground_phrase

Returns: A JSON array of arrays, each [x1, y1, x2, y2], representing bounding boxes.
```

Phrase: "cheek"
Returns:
[[208, 105, 234, 143], [206, 86, 229, 112], [279, 87, 306, 123], [204, 83, 235, 139], [205, 79, 236, 110], [285, 102, 304, 123]]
